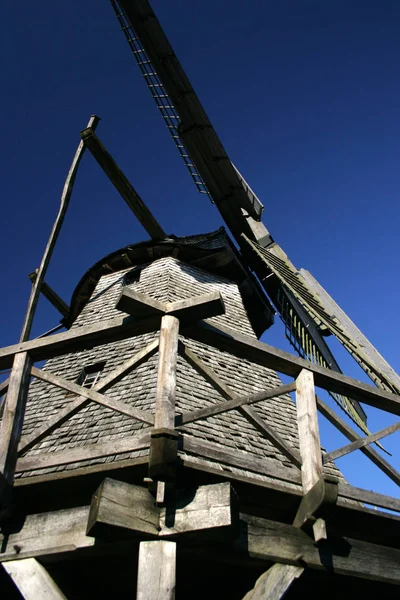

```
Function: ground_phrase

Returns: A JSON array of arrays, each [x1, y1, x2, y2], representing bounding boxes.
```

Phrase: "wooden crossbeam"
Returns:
[[183, 321, 400, 416], [31, 366, 154, 425], [18, 339, 158, 455], [317, 396, 400, 487], [81, 127, 166, 240], [3, 558, 67, 599], [180, 343, 302, 468], [324, 420, 400, 464], [177, 383, 296, 425], [0, 314, 160, 371]]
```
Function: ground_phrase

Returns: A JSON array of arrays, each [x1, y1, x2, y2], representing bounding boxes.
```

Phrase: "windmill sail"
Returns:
[[109, 0, 400, 435]]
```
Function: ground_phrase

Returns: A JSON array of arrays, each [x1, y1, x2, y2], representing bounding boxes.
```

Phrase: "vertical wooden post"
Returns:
[[137, 540, 176, 600], [0, 352, 32, 483], [155, 315, 179, 429], [295, 368, 326, 540]]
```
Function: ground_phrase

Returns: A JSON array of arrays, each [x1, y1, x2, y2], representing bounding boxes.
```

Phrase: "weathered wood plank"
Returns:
[[137, 541, 176, 600], [239, 513, 400, 584], [159, 482, 236, 537], [81, 127, 166, 240], [183, 321, 400, 416], [28, 271, 70, 318], [295, 370, 322, 494], [155, 315, 179, 430], [87, 478, 159, 538], [242, 563, 304, 600], [0, 506, 95, 562], [178, 383, 297, 425], [338, 482, 400, 513], [16, 431, 150, 473], [181, 436, 301, 485], [324, 420, 400, 464], [166, 291, 225, 321], [0, 353, 32, 484], [18, 339, 158, 455], [317, 395, 400, 486], [20, 115, 99, 343], [31, 366, 154, 425], [3, 558, 67, 599], [116, 288, 166, 317], [180, 344, 301, 467], [0, 377, 10, 397], [0, 315, 160, 371]]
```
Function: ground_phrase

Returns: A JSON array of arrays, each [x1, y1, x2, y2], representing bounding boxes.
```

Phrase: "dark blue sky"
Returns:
[[1, 1, 399, 497]]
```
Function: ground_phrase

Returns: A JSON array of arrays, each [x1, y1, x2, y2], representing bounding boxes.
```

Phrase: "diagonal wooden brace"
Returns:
[[293, 475, 338, 531]]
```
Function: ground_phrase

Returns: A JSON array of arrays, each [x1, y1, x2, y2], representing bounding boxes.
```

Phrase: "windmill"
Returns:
[[0, 1, 399, 598]]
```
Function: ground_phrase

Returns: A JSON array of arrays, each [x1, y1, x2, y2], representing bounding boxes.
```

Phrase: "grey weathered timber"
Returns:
[[240, 513, 400, 584], [3, 558, 67, 600], [0, 314, 160, 371], [184, 321, 400, 416], [182, 436, 301, 485], [31, 366, 154, 425], [18, 339, 158, 455], [137, 540, 176, 600], [28, 271, 70, 318], [0, 377, 10, 397], [296, 369, 326, 541], [155, 315, 179, 430], [165, 291, 225, 321], [87, 478, 159, 537], [81, 127, 166, 239], [181, 344, 301, 467], [0, 352, 32, 484], [293, 476, 338, 529], [241, 563, 304, 600], [159, 482, 236, 537], [338, 482, 400, 513], [20, 115, 99, 343], [178, 382, 297, 425], [16, 431, 150, 473], [324, 420, 400, 464], [116, 289, 167, 316], [316, 396, 400, 486], [0, 506, 95, 562]]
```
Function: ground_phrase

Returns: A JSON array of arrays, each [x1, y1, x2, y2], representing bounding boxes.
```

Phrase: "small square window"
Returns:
[[76, 362, 106, 389]]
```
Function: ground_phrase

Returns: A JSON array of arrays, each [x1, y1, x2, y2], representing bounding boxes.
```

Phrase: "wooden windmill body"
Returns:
[[0, 1, 399, 598]]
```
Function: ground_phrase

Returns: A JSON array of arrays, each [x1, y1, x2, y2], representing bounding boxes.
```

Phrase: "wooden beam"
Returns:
[[296, 369, 326, 541], [0, 353, 32, 484], [18, 339, 158, 455], [239, 513, 400, 584], [165, 291, 225, 321], [338, 482, 400, 513], [180, 344, 301, 467], [177, 383, 297, 425], [3, 558, 67, 599], [183, 321, 400, 416], [316, 396, 400, 486], [136, 541, 176, 600], [324, 420, 400, 464], [181, 436, 301, 486], [80, 127, 166, 240], [30, 366, 154, 425], [0, 506, 95, 562], [155, 316, 179, 430], [16, 431, 150, 473], [0, 314, 160, 371], [116, 289, 166, 317], [0, 377, 10, 397], [242, 563, 304, 600], [87, 478, 159, 538], [28, 271, 70, 318], [20, 115, 99, 343]]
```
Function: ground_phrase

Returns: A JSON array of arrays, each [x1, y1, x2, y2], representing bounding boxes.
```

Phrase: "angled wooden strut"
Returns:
[[3, 558, 67, 600], [18, 338, 158, 456], [178, 342, 302, 468], [80, 127, 166, 240], [241, 563, 304, 600], [28, 271, 70, 318]]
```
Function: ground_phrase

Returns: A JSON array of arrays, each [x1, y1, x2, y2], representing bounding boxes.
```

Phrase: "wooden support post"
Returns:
[[0, 352, 32, 486], [136, 541, 176, 600], [295, 369, 326, 541], [242, 563, 304, 600], [28, 271, 70, 318], [3, 558, 67, 600]]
